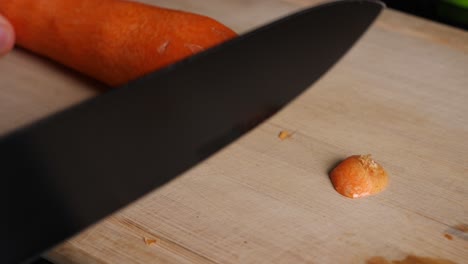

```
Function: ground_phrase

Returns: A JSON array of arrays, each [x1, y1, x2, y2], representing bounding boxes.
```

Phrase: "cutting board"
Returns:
[[1, 0, 467, 263]]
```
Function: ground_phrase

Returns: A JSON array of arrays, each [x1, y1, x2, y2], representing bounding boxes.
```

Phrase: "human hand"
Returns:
[[0, 14, 15, 57]]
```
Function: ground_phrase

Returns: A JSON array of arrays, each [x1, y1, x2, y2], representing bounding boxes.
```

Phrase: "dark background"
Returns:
[[382, 0, 468, 30]]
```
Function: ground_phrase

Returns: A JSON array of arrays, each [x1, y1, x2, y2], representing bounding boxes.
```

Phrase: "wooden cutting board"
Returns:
[[1, 1, 467, 263]]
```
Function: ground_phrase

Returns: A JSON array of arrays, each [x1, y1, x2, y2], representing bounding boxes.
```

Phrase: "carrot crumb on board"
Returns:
[[278, 131, 292, 140], [367, 255, 456, 264], [330, 154, 388, 199], [444, 234, 453, 240], [453, 224, 468, 233], [143, 237, 157, 245]]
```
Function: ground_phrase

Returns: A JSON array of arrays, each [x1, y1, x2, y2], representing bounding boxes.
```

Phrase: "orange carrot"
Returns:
[[330, 154, 388, 199], [0, 0, 237, 86]]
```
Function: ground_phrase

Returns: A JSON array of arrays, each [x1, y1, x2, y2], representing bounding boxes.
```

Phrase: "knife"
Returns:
[[1, 1, 383, 263]]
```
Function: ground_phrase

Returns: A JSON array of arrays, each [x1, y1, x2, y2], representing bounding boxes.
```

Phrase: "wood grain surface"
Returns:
[[1, 1, 467, 263]]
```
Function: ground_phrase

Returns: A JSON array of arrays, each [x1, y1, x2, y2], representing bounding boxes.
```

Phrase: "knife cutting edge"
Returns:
[[1, 1, 384, 263]]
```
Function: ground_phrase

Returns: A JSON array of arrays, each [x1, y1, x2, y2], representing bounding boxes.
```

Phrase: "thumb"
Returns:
[[0, 14, 15, 57]]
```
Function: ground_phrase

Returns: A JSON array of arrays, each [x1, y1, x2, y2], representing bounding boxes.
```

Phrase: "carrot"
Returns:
[[330, 154, 388, 199], [0, 0, 237, 86]]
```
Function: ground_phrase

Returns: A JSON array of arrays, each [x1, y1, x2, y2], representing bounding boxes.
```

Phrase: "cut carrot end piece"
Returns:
[[330, 154, 388, 199]]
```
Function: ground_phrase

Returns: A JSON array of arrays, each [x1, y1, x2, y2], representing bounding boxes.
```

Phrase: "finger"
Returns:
[[0, 14, 15, 57]]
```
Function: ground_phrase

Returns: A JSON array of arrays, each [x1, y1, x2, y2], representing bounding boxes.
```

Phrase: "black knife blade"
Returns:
[[1, 1, 383, 263]]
